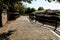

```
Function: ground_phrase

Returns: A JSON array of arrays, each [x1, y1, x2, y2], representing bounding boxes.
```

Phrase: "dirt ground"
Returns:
[[0, 16, 60, 40]]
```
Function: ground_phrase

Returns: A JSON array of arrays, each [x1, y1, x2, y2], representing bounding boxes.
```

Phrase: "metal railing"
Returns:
[[29, 14, 60, 31]]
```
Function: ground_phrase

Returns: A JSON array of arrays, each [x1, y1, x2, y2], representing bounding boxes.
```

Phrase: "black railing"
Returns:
[[29, 14, 60, 31]]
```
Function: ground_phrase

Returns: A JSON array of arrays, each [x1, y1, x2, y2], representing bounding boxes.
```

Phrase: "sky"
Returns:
[[23, 0, 60, 10]]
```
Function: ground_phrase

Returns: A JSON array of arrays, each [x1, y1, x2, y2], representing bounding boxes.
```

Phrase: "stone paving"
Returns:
[[0, 16, 60, 40]]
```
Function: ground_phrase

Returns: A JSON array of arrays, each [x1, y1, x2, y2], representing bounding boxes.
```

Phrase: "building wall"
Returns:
[[2, 10, 7, 26]]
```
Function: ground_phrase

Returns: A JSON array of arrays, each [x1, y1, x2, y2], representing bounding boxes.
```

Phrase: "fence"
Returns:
[[29, 13, 60, 31]]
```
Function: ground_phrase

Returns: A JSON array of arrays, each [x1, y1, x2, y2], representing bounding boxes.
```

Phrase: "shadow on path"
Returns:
[[0, 30, 16, 40]]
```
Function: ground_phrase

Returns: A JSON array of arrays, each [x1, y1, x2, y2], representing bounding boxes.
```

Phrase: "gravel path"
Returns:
[[0, 16, 60, 40]]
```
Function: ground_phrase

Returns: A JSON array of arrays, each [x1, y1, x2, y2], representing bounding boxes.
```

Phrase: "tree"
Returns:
[[30, 8, 36, 12], [0, 0, 34, 27], [19, 6, 26, 15], [38, 7, 44, 10], [45, 9, 51, 14], [0, 0, 60, 12], [25, 7, 31, 14], [25, 7, 36, 14], [46, 0, 60, 3], [0, 0, 34, 12]]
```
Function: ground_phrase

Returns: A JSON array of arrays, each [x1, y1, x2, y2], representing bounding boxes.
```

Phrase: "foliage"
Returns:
[[45, 9, 51, 14], [25, 7, 36, 14], [0, 0, 60, 11], [38, 7, 44, 10], [30, 8, 36, 12], [25, 7, 31, 14], [0, 0, 34, 12], [46, 0, 60, 3], [0, 0, 60, 12]]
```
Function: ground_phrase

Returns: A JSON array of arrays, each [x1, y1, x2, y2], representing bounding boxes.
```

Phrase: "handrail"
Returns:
[[34, 15, 60, 24], [29, 14, 60, 23], [36, 14, 60, 17]]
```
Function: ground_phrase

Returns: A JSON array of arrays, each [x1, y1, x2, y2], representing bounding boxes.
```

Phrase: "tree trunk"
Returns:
[[0, 10, 2, 27]]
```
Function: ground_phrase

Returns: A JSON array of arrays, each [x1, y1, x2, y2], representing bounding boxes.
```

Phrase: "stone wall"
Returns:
[[2, 10, 7, 26]]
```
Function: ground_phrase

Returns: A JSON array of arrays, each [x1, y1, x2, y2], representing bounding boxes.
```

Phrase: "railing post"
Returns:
[[54, 19, 57, 31], [43, 16, 44, 25]]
